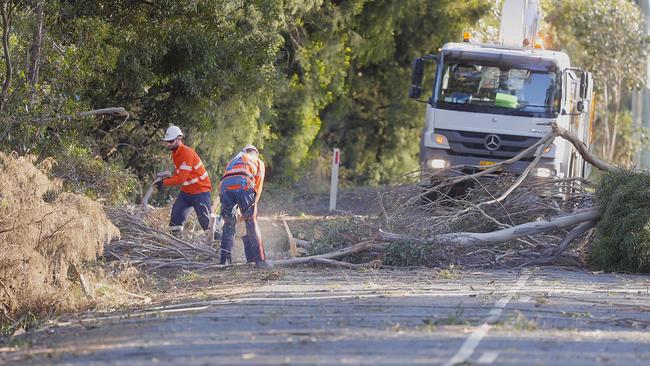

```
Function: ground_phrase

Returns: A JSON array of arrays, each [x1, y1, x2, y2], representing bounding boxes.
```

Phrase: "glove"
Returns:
[[154, 178, 164, 190], [156, 170, 172, 179]]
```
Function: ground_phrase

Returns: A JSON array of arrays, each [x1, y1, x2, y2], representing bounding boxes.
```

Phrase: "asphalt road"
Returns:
[[3, 267, 650, 365]]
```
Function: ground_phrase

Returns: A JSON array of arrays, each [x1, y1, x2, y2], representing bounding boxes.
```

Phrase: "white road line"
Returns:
[[443, 274, 530, 366], [477, 351, 499, 364], [494, 297, 510, 308], [444, 323, 491, 366]]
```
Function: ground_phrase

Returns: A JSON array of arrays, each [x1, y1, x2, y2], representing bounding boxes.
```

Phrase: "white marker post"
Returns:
[[329, 148, 340, 212]]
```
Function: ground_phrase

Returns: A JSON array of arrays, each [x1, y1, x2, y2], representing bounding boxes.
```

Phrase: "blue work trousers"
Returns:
[[170, 191, 212, 231], [219, 188, 265, 264]]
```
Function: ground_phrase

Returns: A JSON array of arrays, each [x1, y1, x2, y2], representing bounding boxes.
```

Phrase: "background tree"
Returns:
[[544, 0, 647, 165], [290, 0, 490, 184], [0, 0, 490, 196]]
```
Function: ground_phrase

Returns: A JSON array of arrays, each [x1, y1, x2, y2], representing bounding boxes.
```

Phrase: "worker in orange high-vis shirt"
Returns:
[[156, 125, 213, 239], [219, 144, 271, 269]]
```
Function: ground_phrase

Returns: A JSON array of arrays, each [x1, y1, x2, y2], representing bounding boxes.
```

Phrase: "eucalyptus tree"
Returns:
[[544, 0, 646, 163]]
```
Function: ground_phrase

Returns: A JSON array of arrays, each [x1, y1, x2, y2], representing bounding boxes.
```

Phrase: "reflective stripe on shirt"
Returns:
[[182, 171, 209, 186], [222, 167, 254, 178]]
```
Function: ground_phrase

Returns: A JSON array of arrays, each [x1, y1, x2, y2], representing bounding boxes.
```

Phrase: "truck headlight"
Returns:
[[428, 159, 449, 169]]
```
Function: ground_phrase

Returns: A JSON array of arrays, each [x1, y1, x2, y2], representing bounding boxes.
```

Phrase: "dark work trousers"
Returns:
[[219, 188, 265, 264], [170, 191, 212, 232]]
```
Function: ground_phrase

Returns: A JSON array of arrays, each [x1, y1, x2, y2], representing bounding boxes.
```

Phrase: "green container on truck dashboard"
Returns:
[[495, 93, 518, 109]]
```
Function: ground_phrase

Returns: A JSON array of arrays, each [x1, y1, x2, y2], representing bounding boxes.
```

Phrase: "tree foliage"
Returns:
[[0, 0, 490, 188], [544, 0, 647, 165], [591, 170, 650, 273]]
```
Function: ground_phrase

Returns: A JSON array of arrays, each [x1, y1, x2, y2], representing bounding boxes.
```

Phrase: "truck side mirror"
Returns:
[[408, 58, 425, 99], [579, 72, 590, 99]]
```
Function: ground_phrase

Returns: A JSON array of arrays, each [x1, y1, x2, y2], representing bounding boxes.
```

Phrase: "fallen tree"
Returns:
[[294, 122, 628, 269], [104, 122, 650, 272], [377, 208, 601, 247]]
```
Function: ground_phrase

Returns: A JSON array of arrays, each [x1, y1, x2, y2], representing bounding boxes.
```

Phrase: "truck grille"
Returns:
[[436, 129, 541, 160]]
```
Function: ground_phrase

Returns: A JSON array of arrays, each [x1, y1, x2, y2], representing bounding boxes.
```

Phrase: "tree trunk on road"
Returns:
[[378, 209, 601, 248]]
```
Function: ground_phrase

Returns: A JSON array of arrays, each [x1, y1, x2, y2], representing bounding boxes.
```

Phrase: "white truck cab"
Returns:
[[409, 0, 593, 179]]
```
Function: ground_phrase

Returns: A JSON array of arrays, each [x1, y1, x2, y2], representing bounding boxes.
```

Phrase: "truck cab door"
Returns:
[[561, 68, 594, 178]]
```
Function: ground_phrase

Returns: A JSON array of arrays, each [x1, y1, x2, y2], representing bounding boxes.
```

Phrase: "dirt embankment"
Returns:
[[0, 152, 119, 329]]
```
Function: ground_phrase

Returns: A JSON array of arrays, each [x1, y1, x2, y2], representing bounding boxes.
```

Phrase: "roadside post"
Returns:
[[329, 148, 340, 212]]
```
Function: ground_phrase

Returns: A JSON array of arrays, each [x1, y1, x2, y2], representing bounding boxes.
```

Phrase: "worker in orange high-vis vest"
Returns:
[[156, 125, 213, 238], [219, 144, 271, 269]]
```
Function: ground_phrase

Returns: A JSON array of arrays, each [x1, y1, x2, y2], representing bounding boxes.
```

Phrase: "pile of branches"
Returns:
[[104, 208, 221, 271], [295, 177, 597, 269], [105, 207, 381, 271], [298, 123, 610, 268], [376, 175, 596, 267]]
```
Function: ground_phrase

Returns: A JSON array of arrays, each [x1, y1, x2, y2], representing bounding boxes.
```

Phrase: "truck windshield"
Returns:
[[436, 61, 560, 117]]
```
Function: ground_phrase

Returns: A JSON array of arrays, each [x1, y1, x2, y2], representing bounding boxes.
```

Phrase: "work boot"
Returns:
[[255, 260, 273, 269]]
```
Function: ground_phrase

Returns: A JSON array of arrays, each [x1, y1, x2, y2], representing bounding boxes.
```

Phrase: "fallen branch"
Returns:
[[272, 257, 381, 269], [95, 283, 151, 304], [272, 240, 376, 266], [377, 190, 392, 231], [32, 107, 130, 123], [551, 122, 617, 172], [70, 264, 95, 301], [282, 218, 299, 258], [519, 220, 597, 267], [379, 209, 600, 247], [138, 178, 161, 218], [478, 137, 554, 207]]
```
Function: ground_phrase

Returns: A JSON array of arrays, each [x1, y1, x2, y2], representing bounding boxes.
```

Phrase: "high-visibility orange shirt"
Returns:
[[163, 142, 212, 194]]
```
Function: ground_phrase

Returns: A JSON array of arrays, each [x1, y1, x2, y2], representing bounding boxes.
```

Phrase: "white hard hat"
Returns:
[[163, 125, 183, 141], [242, 144, 259, 154]]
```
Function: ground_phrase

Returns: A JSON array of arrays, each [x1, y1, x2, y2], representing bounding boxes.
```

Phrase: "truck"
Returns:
[[408, 0, 594, 180]]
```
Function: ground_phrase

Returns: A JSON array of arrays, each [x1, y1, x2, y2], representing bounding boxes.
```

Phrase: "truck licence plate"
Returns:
[[479, 161, 497, 167]]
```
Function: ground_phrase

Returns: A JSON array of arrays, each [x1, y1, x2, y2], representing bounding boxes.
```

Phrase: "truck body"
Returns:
[[409, 0, 594, 179]]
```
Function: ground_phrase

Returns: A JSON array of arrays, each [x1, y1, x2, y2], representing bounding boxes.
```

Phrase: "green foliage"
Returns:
[[383, 240, 443, 267], [590, 170, 650, 273], [1, 0, 491, 189], [312, 0, 491, 184], [544, 0, 647, 163], [53, 144, 139, 204], [73, 0, 490, 184], [545, 0, 646, 90], [308, 218, 371, 256]]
